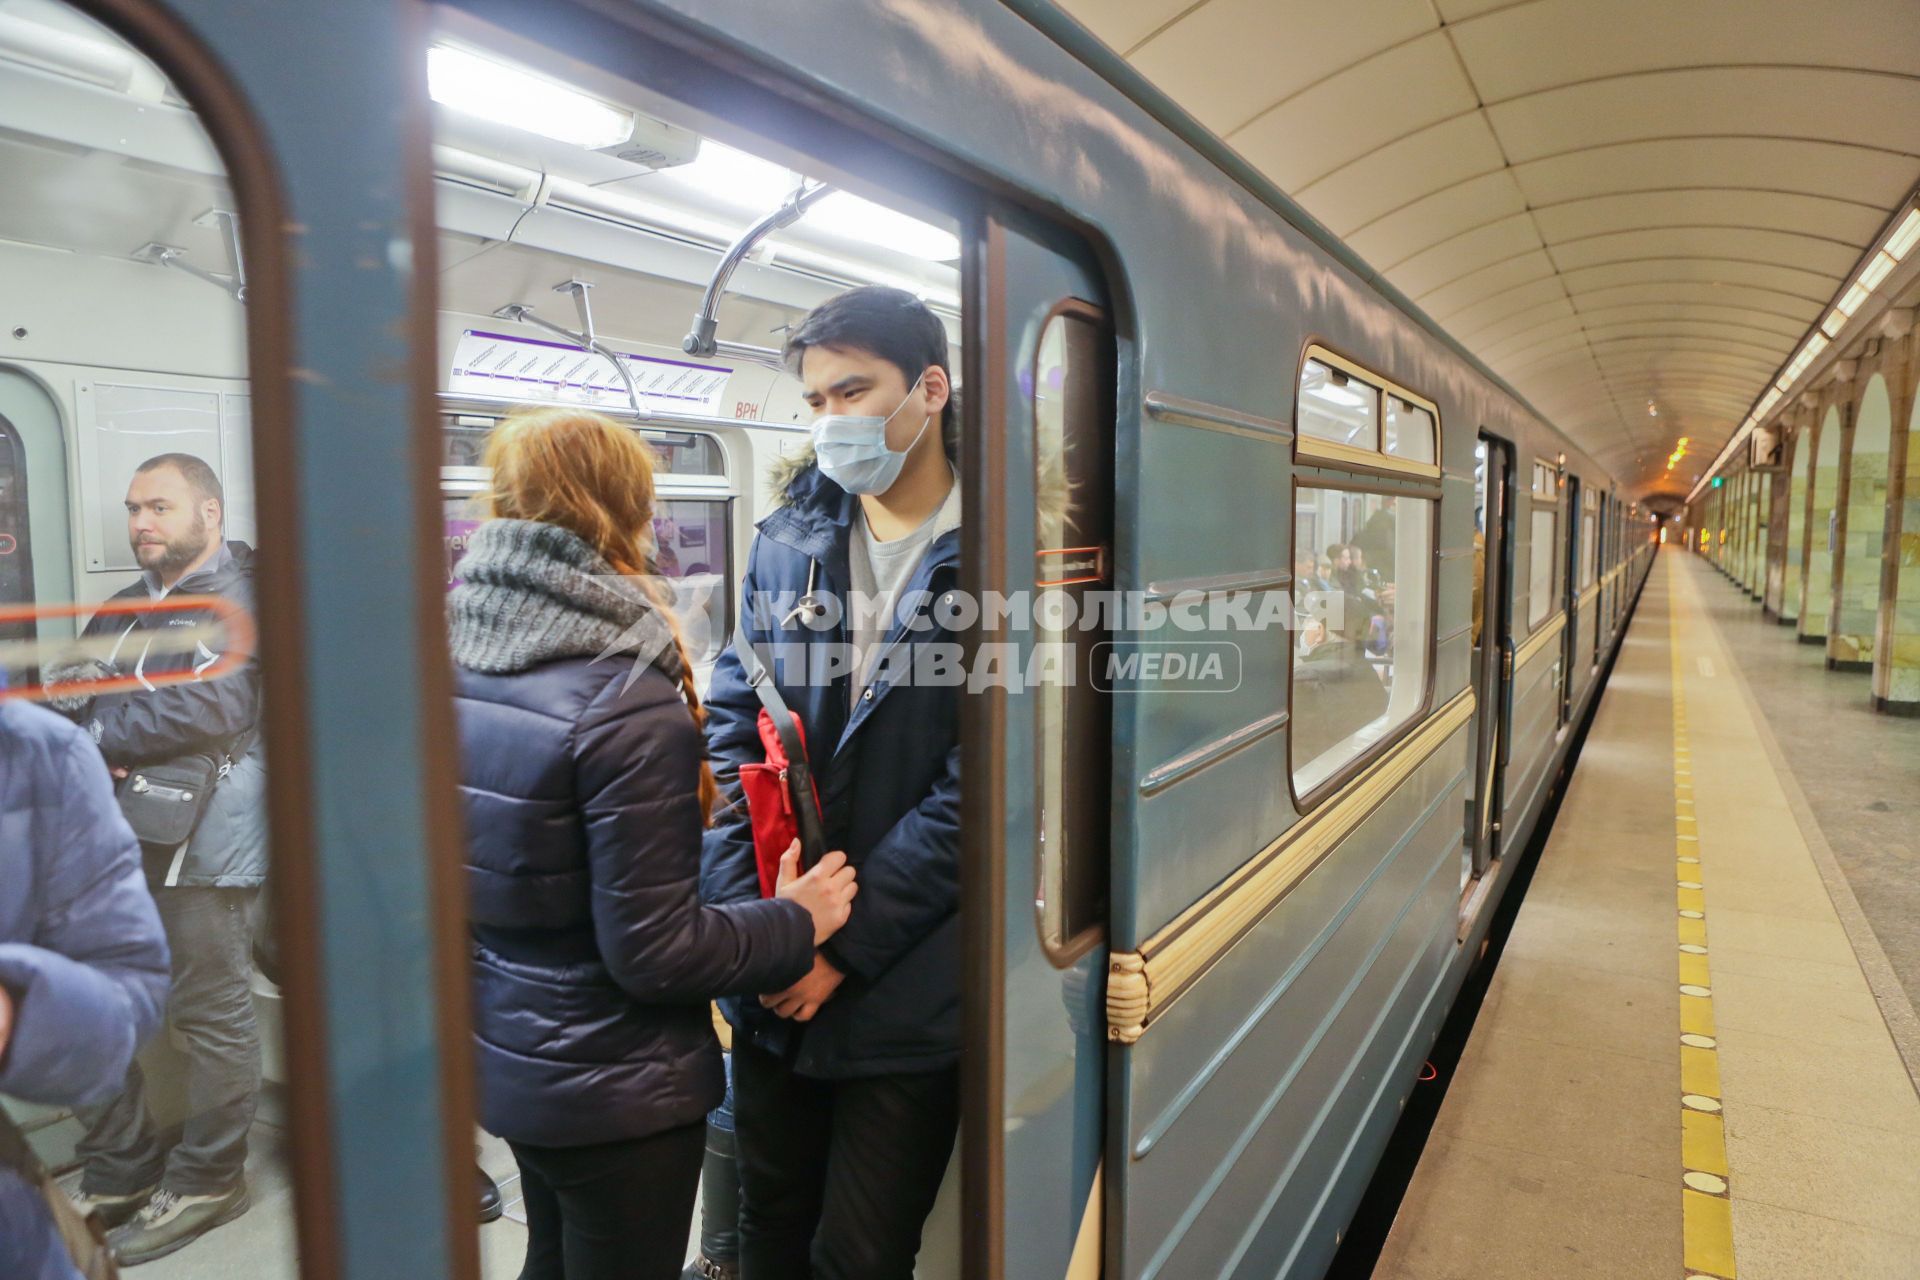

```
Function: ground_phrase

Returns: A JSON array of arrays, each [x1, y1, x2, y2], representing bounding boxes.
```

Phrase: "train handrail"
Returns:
[[0, 594, 257, 705]]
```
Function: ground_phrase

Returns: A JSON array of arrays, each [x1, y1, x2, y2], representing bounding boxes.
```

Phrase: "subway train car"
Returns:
[[0, 0, 1655, 1276]]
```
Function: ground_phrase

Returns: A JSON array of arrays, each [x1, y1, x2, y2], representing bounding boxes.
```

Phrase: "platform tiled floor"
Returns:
[[1374, 552, 1920, 1280], [1685, 562, 1920, 1067]]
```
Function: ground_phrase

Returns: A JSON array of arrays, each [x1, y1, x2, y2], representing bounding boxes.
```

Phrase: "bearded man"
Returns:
[[62, 452, 266, 1265]]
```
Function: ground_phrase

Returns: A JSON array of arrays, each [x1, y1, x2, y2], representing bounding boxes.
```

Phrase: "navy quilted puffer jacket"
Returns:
[[451, 519, 814, 1148]]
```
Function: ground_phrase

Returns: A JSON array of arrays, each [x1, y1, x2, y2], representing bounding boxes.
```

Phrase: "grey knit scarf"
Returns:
[[447, 519, 680, 681]]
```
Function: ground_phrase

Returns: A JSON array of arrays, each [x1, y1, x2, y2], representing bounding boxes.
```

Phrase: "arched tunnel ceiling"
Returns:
[[1053, 0, 1920, 497]]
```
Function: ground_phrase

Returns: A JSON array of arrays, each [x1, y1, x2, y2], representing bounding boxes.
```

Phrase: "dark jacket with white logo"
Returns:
[[79, 541, 266, 887]]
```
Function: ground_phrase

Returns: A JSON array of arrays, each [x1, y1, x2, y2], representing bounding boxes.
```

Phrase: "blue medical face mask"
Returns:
[[809, 372, 932, 496]]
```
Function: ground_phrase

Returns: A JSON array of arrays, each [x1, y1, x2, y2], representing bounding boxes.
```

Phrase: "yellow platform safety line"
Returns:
[[1669, 560, 1737, 1280]]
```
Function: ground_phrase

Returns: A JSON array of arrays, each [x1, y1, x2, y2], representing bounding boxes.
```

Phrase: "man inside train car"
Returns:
[[52, 452, 266, 1265], [701, 285, 961, 1280]]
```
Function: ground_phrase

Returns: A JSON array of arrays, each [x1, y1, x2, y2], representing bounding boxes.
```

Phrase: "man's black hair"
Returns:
[[785, 286, 953, 432], [137, 452, 225, 514]]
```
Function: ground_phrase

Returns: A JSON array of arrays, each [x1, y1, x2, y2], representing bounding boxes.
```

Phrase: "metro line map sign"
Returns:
[[450, 330, 731, 415]]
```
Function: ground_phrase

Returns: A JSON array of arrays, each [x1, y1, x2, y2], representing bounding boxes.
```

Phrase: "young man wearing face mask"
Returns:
[[700, 286, 962, 1280]]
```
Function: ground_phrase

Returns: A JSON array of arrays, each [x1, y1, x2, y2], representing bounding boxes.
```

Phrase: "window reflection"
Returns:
[[1291, 487, 1431, 798], [0, 3, 291, 1271], [1298, 358, 1379, 451]]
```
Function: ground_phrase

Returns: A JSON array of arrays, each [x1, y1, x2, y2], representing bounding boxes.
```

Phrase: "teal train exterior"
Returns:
[[16, 1, 1656, 1275]]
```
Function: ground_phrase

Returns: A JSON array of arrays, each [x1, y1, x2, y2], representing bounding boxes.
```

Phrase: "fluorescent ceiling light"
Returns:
[[657, 142, 960, 261], [1887, 209, 1920, 260], [1798, 332, 1828, 364], [1307, 385, 1368, 409], [1857, 251, 1897, 292], [428, 45, 632, 151], [1819, 308, 1847, 338], [664, 140, 796, 211], [803, 192, 961, 262]]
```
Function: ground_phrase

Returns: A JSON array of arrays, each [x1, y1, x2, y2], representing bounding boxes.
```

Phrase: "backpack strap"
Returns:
[[732, 616, 829, 867]]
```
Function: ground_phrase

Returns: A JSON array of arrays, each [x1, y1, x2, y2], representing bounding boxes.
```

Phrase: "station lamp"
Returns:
[[1688, 199, 1920, 505]]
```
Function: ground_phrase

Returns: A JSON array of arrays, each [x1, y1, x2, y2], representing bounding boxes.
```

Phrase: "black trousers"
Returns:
[[732, 1041, 959, 1280], [77, 886, 261, 1196], [508, 1122, 706, 1280]]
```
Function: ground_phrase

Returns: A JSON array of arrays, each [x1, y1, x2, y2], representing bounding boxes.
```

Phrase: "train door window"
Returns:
[[0, 4, 308, 1273], [652, 494, 735, 680], [1580, 489, 1598, 590], [1528, 462, 1558, 628], [1472, 439, 1488, 647], [1033, 305, 1112, 960], [0, 420, 34, 652], [1466, 433, 1512, 892], [1289, 349, 1439, 802]]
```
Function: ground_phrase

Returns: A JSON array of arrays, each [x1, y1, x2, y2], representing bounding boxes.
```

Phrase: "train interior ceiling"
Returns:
[[0, 0, 967, 634]]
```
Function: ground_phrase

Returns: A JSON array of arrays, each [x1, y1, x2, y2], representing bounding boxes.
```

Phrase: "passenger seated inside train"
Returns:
[[1293, 588, 1390, 766]]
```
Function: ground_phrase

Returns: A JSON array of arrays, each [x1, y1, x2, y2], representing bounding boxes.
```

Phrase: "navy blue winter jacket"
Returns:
[[0, 702, 169, 1104], [702, 458, 962, 1079], [452, 521, 816, 1148], [0, 701, 170, 1280]]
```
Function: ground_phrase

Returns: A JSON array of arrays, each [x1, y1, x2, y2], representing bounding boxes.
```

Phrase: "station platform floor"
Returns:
[[1373, 551, 1920, 1280]]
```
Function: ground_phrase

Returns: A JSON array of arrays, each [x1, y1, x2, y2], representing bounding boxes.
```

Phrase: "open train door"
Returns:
[[1559, 475, 1581, 727], [960, 200, 1114, 1279], [1464, 434, 1514, 917]]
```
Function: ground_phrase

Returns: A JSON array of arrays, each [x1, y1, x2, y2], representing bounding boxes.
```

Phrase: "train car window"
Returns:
[[1290, 486, 1434, 800], [1384, 394, 1436, 466], [1298, 357, 1379, 452], [449, 420, 724, 476], [1033, 306, 1112, 961], [0, 4, 305, 1273], [441, 486, 734, 681], [652, 496, 734, 677], [1295, 347, 1440, 479]]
